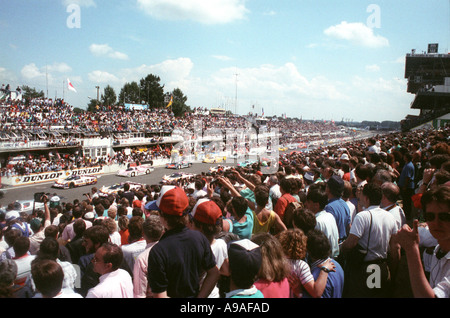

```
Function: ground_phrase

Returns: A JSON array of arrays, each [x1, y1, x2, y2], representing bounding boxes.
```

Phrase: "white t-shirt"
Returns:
[[347, 200, 357, 223], [206, 238, 228, 298], [121, 239, 147, 273], [429, 246, 450, 298], [349, 206, 398, 262], [315, 210, 340, 258], [109, 231, 122, 246], [86, 269, 133, 298]]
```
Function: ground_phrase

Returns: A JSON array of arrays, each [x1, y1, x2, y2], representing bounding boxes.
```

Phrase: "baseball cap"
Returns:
[[327, 175, 345, 194], [228, 239, 262, 287], [5, 211, 20, 222], [84, 212, 95, 220], [133, 200, 142, 208], [145, 185, 189, 216], [304, 171, 314, 181], [30, 218, 42, 232], [340, 153, 349, 161], [190, 198, 222, 225]]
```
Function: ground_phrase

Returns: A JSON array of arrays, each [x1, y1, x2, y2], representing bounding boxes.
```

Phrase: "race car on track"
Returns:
[[98, 181, 144, 197], [203, 156, 227, 164], [52, 174, 98, 189], [161, 172, 195, 184], [2, 200, 45, 215], [116, 165, 154, 177], [237, 159, 257, 168], [165, 161, 192, 169]]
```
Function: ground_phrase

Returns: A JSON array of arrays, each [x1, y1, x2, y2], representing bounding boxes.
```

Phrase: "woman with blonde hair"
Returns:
[[277, 228, 335, 298]]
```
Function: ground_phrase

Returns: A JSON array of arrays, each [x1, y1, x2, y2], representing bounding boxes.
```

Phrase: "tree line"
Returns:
[[87, 73, 191, 117]]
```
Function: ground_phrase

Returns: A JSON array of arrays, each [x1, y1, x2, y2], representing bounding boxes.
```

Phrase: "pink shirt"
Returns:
[[254, 278, 290, 298], [133, 242, 158, 298]]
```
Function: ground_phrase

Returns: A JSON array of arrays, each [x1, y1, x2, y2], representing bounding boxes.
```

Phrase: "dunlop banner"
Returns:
[[11, 166, 104, 186]]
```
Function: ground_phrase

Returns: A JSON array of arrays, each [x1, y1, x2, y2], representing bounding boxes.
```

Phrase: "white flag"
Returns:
[[67, 78, 77, 93]]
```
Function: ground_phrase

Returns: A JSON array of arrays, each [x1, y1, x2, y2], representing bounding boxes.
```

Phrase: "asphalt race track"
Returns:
[[0, 161, 240, 209]]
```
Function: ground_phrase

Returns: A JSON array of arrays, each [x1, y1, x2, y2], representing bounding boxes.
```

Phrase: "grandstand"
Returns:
[[401, 43, 450, 131], [0, 80, 358, 187]]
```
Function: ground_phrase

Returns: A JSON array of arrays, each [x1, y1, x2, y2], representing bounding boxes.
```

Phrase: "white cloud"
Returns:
[[0, 67, 17, 84], [136, 0, 249, 24], [21, 63, 46, 79], [263, 10, 276, 16], [87, 57, 194, 95], [88, 70, 120, 83], [119, 58, 194, 85], [324, 21, 389, 48], [20, 62, 72, 81], [365, 64, 380, 72], [46, 62, 72, 73], [89, 44, 129, 60], [212, 55, 233, 61]]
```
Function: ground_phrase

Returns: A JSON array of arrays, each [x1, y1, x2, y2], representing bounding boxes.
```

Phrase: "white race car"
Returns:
[[116, 165, 154, 177], [161, 172, 195, 184], [52, 175, 98, 189], [99, 181, 144, 196], [4, 200, 45, 215], [166, 161, 193, 169]]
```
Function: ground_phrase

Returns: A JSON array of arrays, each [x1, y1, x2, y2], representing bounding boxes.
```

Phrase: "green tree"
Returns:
[[87, 98, 101, 112], [139, 74, 165, 108], [21, 85, 45, 104], [118, 81, 141, 105], [170, 88, 191, 117], [101, 85, 117, 107]]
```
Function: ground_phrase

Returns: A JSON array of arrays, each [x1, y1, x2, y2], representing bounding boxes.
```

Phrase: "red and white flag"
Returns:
[[67, 78, 77, 93]]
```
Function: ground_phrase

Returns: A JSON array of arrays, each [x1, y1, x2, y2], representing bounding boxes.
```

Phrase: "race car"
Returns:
[[161, 172, 195, 184], [52, 174, 98, 189], [116, 165, 154, 177], [4, 200, 45, 215], [237, 159, 257, 168], [209, 165, 233, 173], [165, 161, 192, 169], [203, 156, 227, 164], [98, 181, 144, 196]]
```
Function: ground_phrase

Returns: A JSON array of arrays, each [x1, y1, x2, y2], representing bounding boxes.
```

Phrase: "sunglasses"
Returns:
[[424, 212, 450, 223]]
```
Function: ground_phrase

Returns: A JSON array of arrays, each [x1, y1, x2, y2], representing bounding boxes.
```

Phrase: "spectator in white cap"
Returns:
[[226, 239, 264, 298], [147, 186, 220, 298], [5, 211, 31, 238]]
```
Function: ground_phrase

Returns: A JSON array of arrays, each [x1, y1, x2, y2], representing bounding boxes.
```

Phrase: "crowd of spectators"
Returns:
[[0, 123, 448, 299], [0, 93, 352, 177]]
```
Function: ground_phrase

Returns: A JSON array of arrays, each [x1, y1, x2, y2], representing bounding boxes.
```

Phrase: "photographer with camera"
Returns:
[[29, 194, 51, 255]]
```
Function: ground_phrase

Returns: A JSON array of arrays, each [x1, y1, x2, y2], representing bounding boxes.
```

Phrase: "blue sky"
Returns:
[[1, 0, 449, 122]]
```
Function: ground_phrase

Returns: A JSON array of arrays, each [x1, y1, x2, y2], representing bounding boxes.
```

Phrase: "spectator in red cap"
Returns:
[[147, 186, 220, 298], [189, 198, 230, 298]]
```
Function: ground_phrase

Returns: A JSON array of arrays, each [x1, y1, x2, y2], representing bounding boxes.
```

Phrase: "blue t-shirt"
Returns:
[[305, 259, 344, 298], [325, 198, 351, 241], [399, 161, 415, 189]]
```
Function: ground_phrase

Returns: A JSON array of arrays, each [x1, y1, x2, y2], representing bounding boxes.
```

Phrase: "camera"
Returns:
[[34, 192, 46, 203]]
